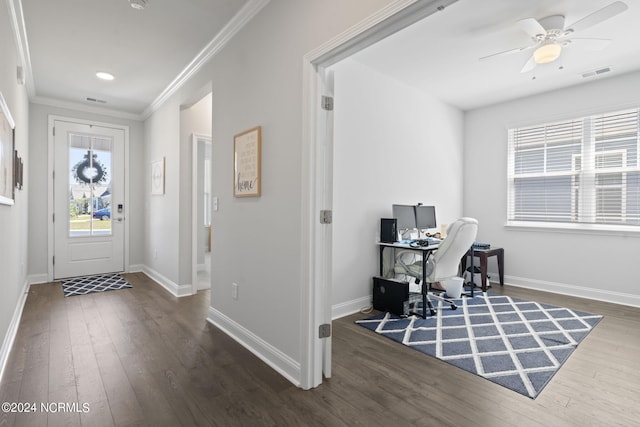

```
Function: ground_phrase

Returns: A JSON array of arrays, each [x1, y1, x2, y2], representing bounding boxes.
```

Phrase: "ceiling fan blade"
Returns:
[[566, 1, 628, 33], [517, 18, 546, 37], [566, 38, 612, 51], [520, 56, 537, 73], [479, 44, 534, 61]]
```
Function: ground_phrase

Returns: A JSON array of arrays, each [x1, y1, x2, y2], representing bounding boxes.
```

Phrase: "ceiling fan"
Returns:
[[480, 1, 628, 73]]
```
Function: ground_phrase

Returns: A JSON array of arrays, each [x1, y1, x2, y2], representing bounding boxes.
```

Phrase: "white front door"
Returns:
[[53, 120, 125, 279]]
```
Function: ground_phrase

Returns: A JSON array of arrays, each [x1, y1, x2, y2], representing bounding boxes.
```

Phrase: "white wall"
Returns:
[[0, 1, 30, 376], [141, 0, 396, 381], [465, 71, 640, 306], [331, 58, 464, 316], [27, 103, 145, 281]]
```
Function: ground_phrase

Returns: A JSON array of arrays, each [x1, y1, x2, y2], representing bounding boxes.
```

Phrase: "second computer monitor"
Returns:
[[415, 205, 437, 230], [392, 204, 417, 231]]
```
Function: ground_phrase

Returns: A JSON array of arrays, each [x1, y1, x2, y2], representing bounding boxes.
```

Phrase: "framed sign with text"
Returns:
[[233, 126, 261, 197]]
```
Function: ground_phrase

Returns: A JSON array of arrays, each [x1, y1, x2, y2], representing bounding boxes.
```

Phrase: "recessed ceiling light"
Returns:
[[129, 0, 148, 10], [96, 72, 115, 81]]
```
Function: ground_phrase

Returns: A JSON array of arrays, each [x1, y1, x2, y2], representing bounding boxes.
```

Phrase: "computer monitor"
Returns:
[[415, 205, 437, 230], [392, 204, 416, 231]]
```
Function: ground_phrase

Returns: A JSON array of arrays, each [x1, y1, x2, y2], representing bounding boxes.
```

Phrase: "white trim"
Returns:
[[501, 274, 640, 309], [27, 274, 49, 285], [0, 278, 30, 384], [206, 306, 301, 387], [127, 264, 145, 273], [191, 133, 212, 296], [141, 0, 270, 119], [505, 221, 640, 237], [32, 96, 143, 121], [299, 0, 457, 390], [143, 265, 192, 297], [47, 115, 131, 282], [332, 296, 371, 320]]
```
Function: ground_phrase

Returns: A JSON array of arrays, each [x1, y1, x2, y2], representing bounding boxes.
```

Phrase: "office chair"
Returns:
[[393, 217, 478, 317]]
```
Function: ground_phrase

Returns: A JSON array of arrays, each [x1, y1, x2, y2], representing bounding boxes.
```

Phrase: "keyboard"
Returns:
[[472, 242, 491, 249]]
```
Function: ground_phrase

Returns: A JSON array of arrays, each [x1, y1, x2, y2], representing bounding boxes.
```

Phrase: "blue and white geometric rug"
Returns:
[[61, 274, 132, 297], [356, 293, 602, 398]]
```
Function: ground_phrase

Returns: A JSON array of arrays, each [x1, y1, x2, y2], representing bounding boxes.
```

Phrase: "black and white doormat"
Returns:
[[61, 274, 132, 297]]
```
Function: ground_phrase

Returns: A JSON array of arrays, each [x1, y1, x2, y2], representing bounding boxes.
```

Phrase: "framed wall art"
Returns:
[[233, 126, 261, 197], [0, 92, 16, 205], [151, 157, 165, 195], [14, 150, 23, 190]]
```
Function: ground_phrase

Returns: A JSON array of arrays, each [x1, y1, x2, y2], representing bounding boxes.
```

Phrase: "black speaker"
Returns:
[[380, 218, 397, 243]]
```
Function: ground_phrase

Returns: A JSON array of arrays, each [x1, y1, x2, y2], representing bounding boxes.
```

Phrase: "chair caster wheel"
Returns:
[[430, 310, 436, 316], [450, 304, 457, 310]]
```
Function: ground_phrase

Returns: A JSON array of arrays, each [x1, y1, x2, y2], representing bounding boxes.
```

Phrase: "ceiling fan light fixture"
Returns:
[[129, 0, 148, 10], [533, 42, 562, 64]]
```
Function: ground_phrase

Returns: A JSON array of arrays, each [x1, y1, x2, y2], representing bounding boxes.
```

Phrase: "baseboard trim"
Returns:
[[0, 278, 30, 383], [142, 265, 192, 297], [28, 273, 49, 285], [128, 264, 144, 273], [206, 307, 301, 387], [332, 296, 371, 320], [498, 273, 640, 308]]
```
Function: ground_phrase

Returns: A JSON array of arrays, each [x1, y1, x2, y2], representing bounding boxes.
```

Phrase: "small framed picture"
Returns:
[[233, 126, 261, 197], [151, 158, 165, 195]]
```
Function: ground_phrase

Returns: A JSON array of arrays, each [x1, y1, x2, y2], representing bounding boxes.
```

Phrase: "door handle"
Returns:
[[115, 217, 124, 222]]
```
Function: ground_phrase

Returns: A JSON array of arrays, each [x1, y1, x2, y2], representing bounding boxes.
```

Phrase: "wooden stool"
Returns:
[[461, 247, 504, 292]]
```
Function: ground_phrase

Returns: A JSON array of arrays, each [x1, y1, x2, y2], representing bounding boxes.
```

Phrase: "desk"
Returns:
[[378, 242, 438, 318], [377, 242, 475, 318], [461, 247, 504, 292]]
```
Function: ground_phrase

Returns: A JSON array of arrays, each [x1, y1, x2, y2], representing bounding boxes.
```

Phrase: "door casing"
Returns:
[[47, 115, 130, 282]]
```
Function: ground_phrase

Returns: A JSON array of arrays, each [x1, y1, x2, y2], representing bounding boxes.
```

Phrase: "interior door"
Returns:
[[53, 120, 125, 279]]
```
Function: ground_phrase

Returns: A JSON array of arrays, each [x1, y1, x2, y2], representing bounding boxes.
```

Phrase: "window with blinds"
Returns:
[[507, 108, 640, 227]]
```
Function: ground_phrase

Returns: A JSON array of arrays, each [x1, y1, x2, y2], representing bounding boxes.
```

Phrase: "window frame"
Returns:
[[507, 107, 640, 233]]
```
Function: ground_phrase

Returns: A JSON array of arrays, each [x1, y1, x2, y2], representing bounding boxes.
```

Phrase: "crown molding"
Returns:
[[7, 0, 35, 96], [31, 96, 144, 121], [141, 0, 270, 119], [9, 0, 268, 120]]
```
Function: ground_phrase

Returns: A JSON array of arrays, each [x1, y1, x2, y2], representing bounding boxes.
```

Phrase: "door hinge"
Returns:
[[52, 256, 55, 265], [319, 323, 331, 339], [319, 210, 332, 224], [53, 127, 55, 136], [321, 96, 333, 111], [52, 213, 55, 222]]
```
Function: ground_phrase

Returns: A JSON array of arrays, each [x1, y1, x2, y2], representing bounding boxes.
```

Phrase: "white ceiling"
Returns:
[[352, 0, 640, 111], [18, 0, 250, 116], [13, 0, 640, 117]]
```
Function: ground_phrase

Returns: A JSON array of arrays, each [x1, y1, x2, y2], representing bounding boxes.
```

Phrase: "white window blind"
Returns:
[[508, 108, 640, 227]]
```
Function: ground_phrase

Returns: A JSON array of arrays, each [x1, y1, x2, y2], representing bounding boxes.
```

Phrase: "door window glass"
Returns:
[[68, 133, 113, 236]]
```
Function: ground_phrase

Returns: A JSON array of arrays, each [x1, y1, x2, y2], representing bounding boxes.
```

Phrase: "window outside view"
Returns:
[[68, 134, 113, 236]]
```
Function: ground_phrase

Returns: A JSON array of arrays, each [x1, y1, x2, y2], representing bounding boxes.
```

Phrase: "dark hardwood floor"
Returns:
[[1, 272, 639, 426]]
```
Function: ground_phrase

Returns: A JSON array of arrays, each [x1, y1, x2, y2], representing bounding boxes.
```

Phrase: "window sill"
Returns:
[[504, 221, 640, 237]]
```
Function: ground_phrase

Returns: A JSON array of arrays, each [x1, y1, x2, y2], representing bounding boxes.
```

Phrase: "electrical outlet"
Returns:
[[232, 282, 239, 300]]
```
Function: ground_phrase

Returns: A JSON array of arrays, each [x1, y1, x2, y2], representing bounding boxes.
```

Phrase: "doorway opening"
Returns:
[[301, 0, 456, 389], [179, 91, 212, 295]]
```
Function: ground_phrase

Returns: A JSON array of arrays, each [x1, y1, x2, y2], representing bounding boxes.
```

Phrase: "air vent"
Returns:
[[85, 97, 107, 104], [581, 67, 611, 78]]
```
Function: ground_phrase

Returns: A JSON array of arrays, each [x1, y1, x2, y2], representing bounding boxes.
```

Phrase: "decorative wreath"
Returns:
[[72, 150, 108, 185]]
